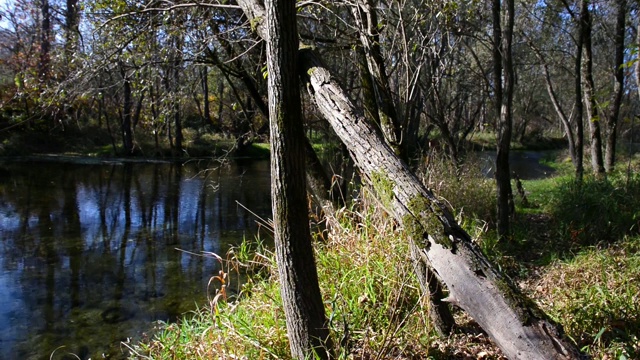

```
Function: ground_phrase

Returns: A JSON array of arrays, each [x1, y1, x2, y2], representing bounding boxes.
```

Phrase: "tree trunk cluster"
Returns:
[[238, 0, 583, 358]]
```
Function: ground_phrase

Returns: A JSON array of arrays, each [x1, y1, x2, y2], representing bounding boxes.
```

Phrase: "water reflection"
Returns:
[[0, 158, 271, 359]]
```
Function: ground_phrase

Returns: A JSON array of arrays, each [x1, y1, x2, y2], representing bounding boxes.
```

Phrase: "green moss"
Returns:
[[249, 16, 263, 33], [370, 171, 395, 209], [493, 275, 539, 325], [307, 66, 316, 77], [402, 195, 453, 250]]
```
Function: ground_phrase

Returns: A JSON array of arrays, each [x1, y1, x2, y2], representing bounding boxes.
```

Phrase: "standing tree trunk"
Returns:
[[236, 0, 583, 357], [265, 0, 333, 357], [351, 0, 403, 159], [526, 38, 579, 173], [201, 66, 212, 128], [39, 0, 51, 84], [573, 16, 585, 181], [605, 0, 626, 172], [636, 14, 640, 102], [120, 64, 134, 156], [173, 38, 183, 156], [494, 0, 514, 241], [216, 78, 225, 130], [580, 0, 605, 176], [64, 0, 79, 66]]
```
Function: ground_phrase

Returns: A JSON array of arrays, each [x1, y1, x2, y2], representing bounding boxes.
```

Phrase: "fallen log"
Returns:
[[235, 1, 583, 358]]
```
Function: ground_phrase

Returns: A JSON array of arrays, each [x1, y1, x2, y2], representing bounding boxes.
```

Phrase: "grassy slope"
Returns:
[[126, 152, 640, 360]]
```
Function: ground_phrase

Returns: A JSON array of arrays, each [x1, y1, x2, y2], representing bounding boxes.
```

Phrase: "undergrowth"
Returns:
[[129, 191, 437, 359], [528, 237, 640, 359], [129, 155, 640, 359]]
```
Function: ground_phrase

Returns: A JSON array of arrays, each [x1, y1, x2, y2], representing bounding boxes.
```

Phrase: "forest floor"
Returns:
[[127, 150, 640, 360]]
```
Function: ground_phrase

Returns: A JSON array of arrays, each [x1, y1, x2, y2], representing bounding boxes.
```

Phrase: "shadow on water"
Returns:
[[0, 158, 272, 359]]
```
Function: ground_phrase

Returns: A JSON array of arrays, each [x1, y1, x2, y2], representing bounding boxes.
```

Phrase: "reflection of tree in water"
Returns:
[[0, 160, 272, 359]]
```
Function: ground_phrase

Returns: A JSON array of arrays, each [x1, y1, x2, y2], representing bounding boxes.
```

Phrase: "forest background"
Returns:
[[1, 0, 640, 359]]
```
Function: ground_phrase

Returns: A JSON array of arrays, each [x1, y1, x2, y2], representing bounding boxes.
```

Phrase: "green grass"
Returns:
[[129, 194, 438, 359], [129, 153, 640, 360], [530, 237, 640, 359]]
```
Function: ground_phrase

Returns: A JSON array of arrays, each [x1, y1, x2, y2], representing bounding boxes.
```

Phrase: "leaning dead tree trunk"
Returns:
[[299, 50, 582, 360], [237, 0, 582, 358]]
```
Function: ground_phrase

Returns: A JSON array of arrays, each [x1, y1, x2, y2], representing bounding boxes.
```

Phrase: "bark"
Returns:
[[216, 78, 225, 130], [637, 19, 640, 102], [120, 65, 134, 155], [574, 21, 585, 181], [39, 0, 52, 85], [357, 46, 380, 133], [605, 0, 626, 172], [265, 0, 333, 357], [133, 91, 144, 130], [494, 0, 514, 241], [202, 66, 212, 128], [173, 39, 183, 155], [236, 0, 583, 357], [64, 0, 79, 64], [580, 0, 605, 176], [304, 137, 341, 216]]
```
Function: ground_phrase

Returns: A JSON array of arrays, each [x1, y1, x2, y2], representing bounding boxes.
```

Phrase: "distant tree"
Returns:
[[604, 0, 626, 172], [580, 0, 605, 176], [38, 0, 51, 85]]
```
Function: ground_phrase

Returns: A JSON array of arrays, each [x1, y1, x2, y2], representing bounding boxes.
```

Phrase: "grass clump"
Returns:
[[131, 238, 291, 359], [419, 153, 496, 232], [528, 237, 640, 359], [545, 173, 640, 247], [316, 193, 433, 358], [129, 192, 438, 359]]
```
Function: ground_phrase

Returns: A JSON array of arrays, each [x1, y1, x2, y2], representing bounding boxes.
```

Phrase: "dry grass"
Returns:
[[131, 158, 640, 359]]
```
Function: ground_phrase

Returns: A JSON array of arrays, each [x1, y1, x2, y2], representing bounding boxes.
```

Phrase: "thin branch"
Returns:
[[103, 1, 241, 26]]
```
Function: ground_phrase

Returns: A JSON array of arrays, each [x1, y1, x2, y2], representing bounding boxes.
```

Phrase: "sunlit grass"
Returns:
[[130, 152, 640, 359], [527, 237, 640, 359], [129, 192, 438, 359]]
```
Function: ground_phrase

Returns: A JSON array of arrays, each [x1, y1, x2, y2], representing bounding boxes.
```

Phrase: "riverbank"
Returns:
[[0, 125, 271, 159], [128, 155, 640, 359]]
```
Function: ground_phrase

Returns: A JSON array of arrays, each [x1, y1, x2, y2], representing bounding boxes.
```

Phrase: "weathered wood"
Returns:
[[298, 46, 581, 360], [236, 0, 583, 358]]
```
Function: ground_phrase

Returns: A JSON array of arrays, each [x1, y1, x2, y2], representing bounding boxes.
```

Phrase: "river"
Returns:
[[0, 157, 272, 359]]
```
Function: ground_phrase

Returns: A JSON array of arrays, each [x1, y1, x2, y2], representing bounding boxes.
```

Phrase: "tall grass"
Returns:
[[129, 191, 437, 359], [545, 173, 640, 247], [316, 192, 433, 358], [130, 155, 640, 359], [529, 237, 640, 359], [419, 153, 496, 234]]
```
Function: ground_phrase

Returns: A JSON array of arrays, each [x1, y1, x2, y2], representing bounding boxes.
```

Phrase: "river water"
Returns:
[[0, 158, 272, 359]]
